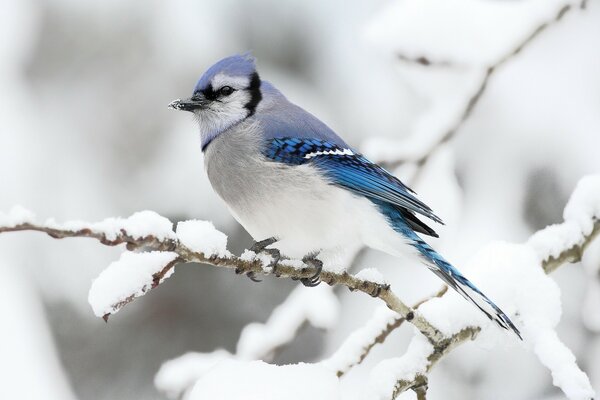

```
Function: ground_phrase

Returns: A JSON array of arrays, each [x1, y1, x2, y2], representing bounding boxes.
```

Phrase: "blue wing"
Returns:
[[263, 137, 443, 226]]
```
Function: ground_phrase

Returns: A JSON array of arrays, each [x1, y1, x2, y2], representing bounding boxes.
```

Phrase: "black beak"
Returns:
[[168, 97, 208, 112]]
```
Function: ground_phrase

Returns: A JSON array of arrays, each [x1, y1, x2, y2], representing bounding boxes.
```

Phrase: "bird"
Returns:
[[169, 53, 521, 338]]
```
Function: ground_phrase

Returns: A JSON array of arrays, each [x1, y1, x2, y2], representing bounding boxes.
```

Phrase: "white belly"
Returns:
[[203, 122, 417, 265]]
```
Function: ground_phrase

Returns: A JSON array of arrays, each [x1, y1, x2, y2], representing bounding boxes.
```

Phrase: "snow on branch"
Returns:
[[1, 173, 599, 399], [322, 286, 448, 378], [362, 0, 587, 172], [360, 175, 600, 400], [0, 207, 441, 341]]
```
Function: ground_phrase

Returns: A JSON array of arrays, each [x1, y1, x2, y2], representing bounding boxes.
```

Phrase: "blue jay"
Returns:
[[169, 54, 520, 338]]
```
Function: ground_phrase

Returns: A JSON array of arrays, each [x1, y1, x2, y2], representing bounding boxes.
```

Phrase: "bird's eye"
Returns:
[[219, 86, 234, 96]]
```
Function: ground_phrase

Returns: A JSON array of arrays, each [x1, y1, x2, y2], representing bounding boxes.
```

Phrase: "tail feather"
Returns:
[[411, 236, 522, 339], [373, 200, 521, 339]]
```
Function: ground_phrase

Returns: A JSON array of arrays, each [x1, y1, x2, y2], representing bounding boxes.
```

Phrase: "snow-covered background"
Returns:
[[1, 0, 599, 399]]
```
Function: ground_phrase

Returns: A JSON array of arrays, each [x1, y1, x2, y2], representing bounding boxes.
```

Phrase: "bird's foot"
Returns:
[[250, 237, 281, 276], [234, 267, 262, 283], [300, 253, 323, 287]]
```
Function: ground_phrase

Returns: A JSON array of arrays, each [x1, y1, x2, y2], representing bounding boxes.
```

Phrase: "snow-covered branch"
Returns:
[[361, 175, 600, 400], [363, 0, 588, 175], [1, 175, 599, 399], [0, 207, 442, 341]]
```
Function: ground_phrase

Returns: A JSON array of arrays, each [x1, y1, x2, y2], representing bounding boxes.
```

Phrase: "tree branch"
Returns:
[[0, 218, 443, 341], [382, 0, 586, 174], [542, 218, 600, 274]]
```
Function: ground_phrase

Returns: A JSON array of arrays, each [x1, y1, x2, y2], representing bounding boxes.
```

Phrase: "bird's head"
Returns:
[[169, 53, 263, 149]]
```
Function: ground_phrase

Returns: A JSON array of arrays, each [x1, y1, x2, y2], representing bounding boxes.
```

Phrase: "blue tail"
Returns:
[[377, 202, 521, 339]]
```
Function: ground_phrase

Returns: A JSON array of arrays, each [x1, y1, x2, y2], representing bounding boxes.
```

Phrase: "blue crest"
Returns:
[[194, 53, 256, 93]]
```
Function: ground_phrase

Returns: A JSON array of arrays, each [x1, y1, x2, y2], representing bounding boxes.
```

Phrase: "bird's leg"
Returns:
[[250, 237, 278, 253], [300, 253, 323, 287], [250, 237, 281, 276]]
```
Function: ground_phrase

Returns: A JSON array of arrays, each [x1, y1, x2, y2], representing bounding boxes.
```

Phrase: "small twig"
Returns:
[[411, 375, 429, 400], [334, 286, 448, 378], [392, 327, 480, 399]]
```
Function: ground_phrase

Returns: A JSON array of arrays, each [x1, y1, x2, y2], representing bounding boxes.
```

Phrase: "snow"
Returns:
[[369, 333, 433, 400], [322, 305, 399, 375], [88, 251, 178, 317], [155, 350, 232, 400], [564, 175, 600, 234], [186, 359, 341, 400], [418, 241, 595, 399], [528, 174, 600, 262], [120, 211, 175, 241], [581, 279, 600, 332], [354, 268, 387, 285], [176, 220, 230, 257], [240, 249, 276, 272], [0, 260, 78, 400], [236, 285, 339, 360], [364, 0, 580, 67], [0, 205, 35, 227], [581, 234, 600, 333], [44, 210, 176, 241], [531, 329, 595, 400]]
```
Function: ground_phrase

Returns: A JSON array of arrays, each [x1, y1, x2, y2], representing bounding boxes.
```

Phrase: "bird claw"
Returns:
[[300, 254, 323, 287], [250, 237, 281, 276], [250, 237, 278, 253], [246, 271, 262, 283], [235, 267, 262, 283]]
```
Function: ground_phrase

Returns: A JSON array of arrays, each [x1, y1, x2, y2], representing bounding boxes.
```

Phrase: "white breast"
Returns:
[[203, 121, 417, 265]]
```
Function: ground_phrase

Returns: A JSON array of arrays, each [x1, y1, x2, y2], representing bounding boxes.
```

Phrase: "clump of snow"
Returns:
[[44, 210, 176, 242], [88, 251, 178, 317], [369, 333, 433, 399], [528, 174, 600, 263], [120, 210, 175, 241], [581, 237, 600, 332], [155, 350, 232, 399], [176, 220, 230, 257], [0, 205, 35, 227], [531, 330, 595, 400], [240, 249, 256, 262], [322, 305, 399, 375], [280, 258, 307, 269], [563, 175, 600, 234], [355, 268, 387, 284], [237, 285, 339, 360], [186, 359, 341, 400], [527, 221, 584, 263]]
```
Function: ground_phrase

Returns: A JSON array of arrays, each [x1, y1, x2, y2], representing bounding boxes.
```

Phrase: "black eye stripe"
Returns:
[[201, 84, 217, 100], [219, 86, 234, 96]]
